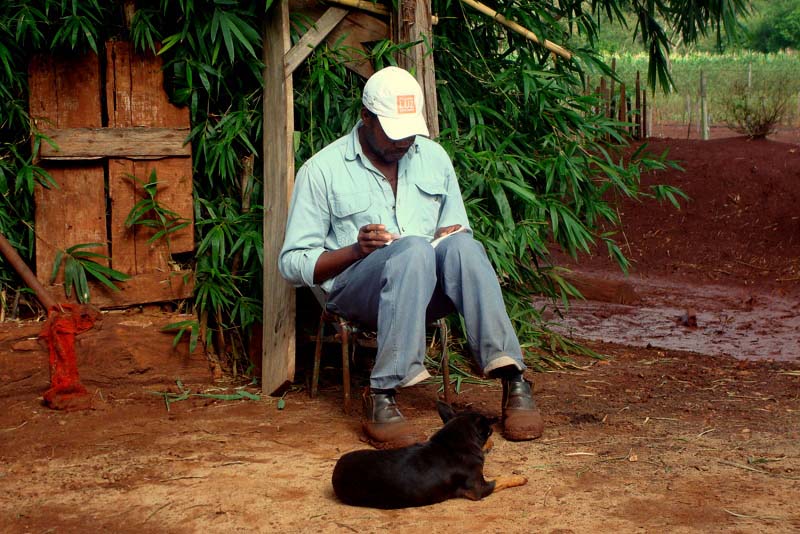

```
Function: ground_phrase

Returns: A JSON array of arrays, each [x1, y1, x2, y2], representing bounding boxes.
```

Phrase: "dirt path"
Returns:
[[1, 309, 799, 533]]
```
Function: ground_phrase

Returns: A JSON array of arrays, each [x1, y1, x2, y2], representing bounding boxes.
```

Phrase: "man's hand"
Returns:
[[355, 224, 393, 258], [434, 224, 462, 239]]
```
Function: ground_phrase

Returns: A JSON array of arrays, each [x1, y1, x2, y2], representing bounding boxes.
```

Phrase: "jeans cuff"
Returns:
[[398, 368, 431, 388], [484, 355, 524, 375]]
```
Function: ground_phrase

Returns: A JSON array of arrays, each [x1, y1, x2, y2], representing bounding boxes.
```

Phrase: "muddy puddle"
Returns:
[[534, 272, 800, 363]]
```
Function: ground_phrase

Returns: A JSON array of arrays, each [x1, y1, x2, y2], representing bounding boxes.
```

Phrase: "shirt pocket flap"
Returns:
[[331, 193, 370, 217], [415, 181, 446, 197]]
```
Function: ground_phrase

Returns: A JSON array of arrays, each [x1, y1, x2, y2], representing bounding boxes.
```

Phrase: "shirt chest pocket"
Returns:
[[413, 181, 446, 235], [331, 193, 372, 243]]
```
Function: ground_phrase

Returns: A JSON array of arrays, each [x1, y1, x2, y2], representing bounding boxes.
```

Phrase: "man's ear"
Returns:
[[360, 107, 371, 122]]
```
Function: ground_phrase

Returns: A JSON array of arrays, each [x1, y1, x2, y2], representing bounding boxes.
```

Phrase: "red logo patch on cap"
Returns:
[[396, 95, 416, 114]]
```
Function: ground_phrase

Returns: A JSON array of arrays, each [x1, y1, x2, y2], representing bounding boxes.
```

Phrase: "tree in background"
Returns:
[[749, 0, 800, 52]]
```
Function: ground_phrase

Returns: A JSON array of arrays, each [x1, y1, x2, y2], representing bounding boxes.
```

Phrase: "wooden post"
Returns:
[[700, 70, 709, 140], [685, 94, 692, 139], [642, 89, 648, 139], [262, 0, 296, 396], [609, 58, 616, 120], [634, 71, 641, 139], [600, 77, 609, 120], [394, 0, 440, 138]]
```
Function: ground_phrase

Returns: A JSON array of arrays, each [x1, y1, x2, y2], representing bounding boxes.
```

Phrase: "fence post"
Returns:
[[609, 58, 616, 120], [700, 70, 709, 140], [635, 71, 642, 139], [642, 89, 648, 139]]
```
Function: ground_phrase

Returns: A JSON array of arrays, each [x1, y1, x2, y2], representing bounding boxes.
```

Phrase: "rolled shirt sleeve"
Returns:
[[278, 161, 330, 288]]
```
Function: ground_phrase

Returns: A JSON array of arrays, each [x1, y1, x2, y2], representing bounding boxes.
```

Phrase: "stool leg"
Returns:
[[341, 326, 351, 414], [440, 319, 452, 404], [311, 315, 324, 398]]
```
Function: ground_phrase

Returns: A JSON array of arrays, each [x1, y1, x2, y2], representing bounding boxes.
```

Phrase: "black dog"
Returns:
[[332, 402, 527, 508]]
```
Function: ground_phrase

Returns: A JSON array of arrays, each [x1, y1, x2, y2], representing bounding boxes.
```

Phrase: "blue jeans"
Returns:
[[326, 232, 525, 390]]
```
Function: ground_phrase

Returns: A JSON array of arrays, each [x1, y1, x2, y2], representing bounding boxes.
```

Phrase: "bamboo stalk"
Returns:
[[458, 0, 572, 60]]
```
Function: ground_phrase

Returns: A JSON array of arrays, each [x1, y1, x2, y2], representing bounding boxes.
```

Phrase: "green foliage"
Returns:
[[161, 318, 201, 354], [749, 0, 800, 53], [611, 51, 800, 127], [425, 3, 686, 363], [148, 379, 260, 411], [124, 169, 190, 245], [51, 243, 131, 303], [566, 0, 752, 92], [0, 1, 751, 371]]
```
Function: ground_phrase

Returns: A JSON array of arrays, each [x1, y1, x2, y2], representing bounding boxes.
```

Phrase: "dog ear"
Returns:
[[436, 401, 456, 423]]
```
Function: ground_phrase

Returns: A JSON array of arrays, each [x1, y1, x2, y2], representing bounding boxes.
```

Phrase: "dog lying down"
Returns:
[[332, 401, 528, 509]]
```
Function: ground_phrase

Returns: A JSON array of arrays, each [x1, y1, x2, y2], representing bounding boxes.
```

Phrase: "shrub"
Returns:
[[720, 80, 794, 138]]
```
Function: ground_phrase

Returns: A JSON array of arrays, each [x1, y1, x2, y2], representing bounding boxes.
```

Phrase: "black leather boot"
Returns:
[[501, 376, 544, 441], [361, 390, 417, 448]]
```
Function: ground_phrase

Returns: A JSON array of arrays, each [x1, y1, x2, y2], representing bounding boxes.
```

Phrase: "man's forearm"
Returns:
[[313, 244, 364, 285]]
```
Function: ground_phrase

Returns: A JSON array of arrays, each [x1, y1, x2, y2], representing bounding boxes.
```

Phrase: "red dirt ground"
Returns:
[[1, 131, 799, 533]]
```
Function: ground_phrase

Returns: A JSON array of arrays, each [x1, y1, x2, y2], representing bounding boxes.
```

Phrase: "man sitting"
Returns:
[[279, 66, 543, 446]]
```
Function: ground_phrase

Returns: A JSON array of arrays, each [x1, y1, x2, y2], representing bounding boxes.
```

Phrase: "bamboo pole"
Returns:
[[325, 0, 572, 59], [458, 0, 572, 60]]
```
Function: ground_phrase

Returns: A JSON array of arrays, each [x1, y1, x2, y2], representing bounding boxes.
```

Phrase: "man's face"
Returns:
[[359, 109, 415, 165]]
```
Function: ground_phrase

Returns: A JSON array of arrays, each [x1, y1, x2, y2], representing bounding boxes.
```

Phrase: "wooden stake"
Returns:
[[700, 70, 709, 140], [635, 71, 641, 139], [642, 89, 648, 139], [609, 58, 616, 120]]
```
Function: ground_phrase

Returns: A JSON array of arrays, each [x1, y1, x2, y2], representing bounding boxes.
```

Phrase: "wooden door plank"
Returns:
[[106, 41, 194, 277], [262, 0, 296, 396], [29, 52, 107, 285], [108, 159, 137, 275], [107, 41, 133, 128], [38, 127, 192, 160], [28, 55, 57, 131]]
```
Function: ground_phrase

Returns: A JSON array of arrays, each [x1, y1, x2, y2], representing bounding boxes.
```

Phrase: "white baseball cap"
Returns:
[[362, 66, 430, 140]]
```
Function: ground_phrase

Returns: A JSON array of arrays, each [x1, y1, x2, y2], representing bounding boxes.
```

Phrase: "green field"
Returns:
[[604, 51, 800, 127]]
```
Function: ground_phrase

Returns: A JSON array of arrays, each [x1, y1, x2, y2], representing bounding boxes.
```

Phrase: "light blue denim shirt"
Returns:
[[279, 121, 471, 292]]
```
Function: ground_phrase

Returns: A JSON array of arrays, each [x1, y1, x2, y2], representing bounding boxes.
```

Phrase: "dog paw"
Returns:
[[490, 475, 528, 492]]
